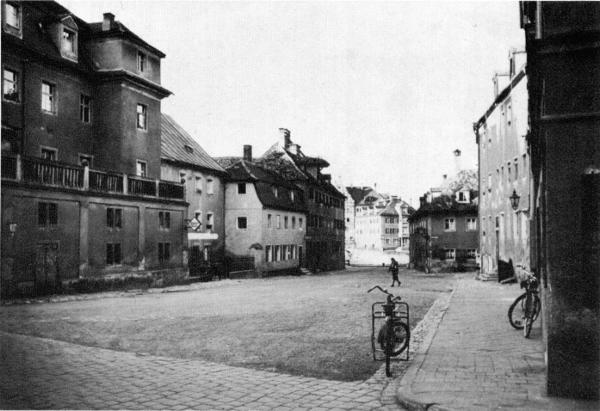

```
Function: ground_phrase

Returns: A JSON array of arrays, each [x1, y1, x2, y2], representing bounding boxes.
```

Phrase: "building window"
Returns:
[[41, 147, 57, 161], [277, 215, 281, 229], [299, 217, 303, 229], [466, 217, 477, 231], [206, 212, 213, 230], [273, 186, 278, 198], [80, 94, 91, 123], [290, 190, 295, 201], [284, 216, 288, 229], [137, 51, 146, 73], [106, 243, 122, 265], [467, 249, 477, 259], [514, 160, 519, 180], [79, 155, 92, 167], [38, 202, 58, 227], [61, 28, 77, 55], [4, 2, 21, 36], [267, 214, 272, 228], [273, 245, 280, 262], [265, 245, 272, 262], [41, 82, 56, 114], [136, 104, 147, 130], [136, 160, 147, 177], [158, 242, 171, 264], [444, 249, 456, 260], [237, 217, 247, 229], [292, 216, 296, 229], [2, 68, 18, 102], [107, 208, 122, 229], [195, 176, 202, 193], [444, 218, 456, 232], [207, 179, 214, 194], [238, 183, 246, 194], [159, 211, 171, 229], [282, 245, 288, 260]]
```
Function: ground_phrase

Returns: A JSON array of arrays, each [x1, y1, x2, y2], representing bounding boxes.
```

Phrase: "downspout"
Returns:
[[535, 1, 542, 40]]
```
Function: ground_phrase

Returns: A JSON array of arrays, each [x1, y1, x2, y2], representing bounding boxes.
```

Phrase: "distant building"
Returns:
[[1, 2, 186, 296], [261, 129, 345, 272], [343, 186, 371, 247], [219, 146, 307, 276], [521, 1, 600, 399], [473, 53, 530, 282], [352, 188, 413, 251], [160, 114, 227, 278], [409, 155, 479, 272]]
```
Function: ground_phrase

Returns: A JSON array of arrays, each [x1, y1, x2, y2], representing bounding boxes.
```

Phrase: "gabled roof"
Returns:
[[88, 21, 165, 58], [346, 186, 373, 204], [224, 160, 307, 213], [160, 114, 226, 174], [380, 201, 399, 217]]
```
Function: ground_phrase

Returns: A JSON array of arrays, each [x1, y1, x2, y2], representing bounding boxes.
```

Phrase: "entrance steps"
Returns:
[[477, 271, 499, 282]]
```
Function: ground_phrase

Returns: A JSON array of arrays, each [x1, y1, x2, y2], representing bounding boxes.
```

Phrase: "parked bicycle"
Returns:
[[367, 285, 410, 377], [508, 273, 541, 338]]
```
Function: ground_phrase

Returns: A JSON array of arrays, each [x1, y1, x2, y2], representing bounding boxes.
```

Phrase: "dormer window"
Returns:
[[62, 29, 76, 54], [184, 144, 193, 154], [457, 190, 470, 203], [3, 2, 21, 37], [137, 52, 147, 73]]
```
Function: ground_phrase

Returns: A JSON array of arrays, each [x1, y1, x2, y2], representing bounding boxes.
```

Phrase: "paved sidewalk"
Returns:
[[0, 331, 404, 410], [396, 277, 599, 411]]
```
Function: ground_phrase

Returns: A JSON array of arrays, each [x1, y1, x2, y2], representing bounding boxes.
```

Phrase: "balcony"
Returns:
[[1, 154, 185, 201]]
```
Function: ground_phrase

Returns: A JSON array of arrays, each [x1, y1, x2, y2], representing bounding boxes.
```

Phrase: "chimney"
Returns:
[[243, 145, 252, 162], [279, 128, 291, 149], [453, 149, 462, 175], [322, 174, 331, 184], [102, 12, 115, 31], [443, 174, 447, 181]]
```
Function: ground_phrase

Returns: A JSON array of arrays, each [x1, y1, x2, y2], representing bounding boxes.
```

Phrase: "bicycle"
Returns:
[[508, 273, 541, 338], [367, 285, 410, 377]]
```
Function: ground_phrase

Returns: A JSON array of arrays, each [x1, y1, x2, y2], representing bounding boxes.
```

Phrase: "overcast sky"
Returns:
[[62, 0, 524, 206]]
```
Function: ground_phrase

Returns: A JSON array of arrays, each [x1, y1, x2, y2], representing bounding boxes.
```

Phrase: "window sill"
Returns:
[[2, 98, 20, 105], [42, 110, 57, 116]]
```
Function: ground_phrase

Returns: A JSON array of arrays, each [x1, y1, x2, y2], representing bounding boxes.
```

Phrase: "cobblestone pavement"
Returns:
[[0, 330, 408, 410], [396, 277, 599, 411]]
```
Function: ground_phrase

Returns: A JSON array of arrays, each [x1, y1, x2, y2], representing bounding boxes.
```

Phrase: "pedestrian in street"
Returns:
[[389, 258, 401, 287]]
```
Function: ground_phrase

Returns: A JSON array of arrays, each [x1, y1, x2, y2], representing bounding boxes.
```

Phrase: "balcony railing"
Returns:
[[1, 154, 185, 201]]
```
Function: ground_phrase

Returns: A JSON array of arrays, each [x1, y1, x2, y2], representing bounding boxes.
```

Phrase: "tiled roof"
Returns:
[[214, 157, 242, 170], [409, 195, 477, 222], [225, 160, 307, 213], [380, 201, 399, 216], [160, 114, 226, 174]]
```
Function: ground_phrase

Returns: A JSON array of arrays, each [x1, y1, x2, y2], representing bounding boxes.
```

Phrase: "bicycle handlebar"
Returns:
[[367, 285, 401, 301]]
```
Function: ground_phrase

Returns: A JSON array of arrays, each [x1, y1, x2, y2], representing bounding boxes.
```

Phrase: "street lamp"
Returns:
[[509, 189, 520, 211]]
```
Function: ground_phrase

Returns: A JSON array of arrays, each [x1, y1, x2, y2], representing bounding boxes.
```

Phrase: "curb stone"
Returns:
[[395, 283, 457, 411]]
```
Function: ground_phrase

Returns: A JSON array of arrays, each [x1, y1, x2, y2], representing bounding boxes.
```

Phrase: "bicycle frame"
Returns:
[[371, 298, 410, 362]]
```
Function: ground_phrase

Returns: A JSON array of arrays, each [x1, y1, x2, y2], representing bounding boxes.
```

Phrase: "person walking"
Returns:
[[389, 258, 401, 287]]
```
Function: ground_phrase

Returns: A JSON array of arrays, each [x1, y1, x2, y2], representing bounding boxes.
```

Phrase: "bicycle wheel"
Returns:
[[389, 322, 410, 356], [508, 293, 527, 330]]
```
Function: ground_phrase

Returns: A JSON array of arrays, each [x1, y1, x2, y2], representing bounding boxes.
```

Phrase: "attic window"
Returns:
[[137, 51, 147, 73], [184, 144, 193, 154], [62, 29, 76, 53]]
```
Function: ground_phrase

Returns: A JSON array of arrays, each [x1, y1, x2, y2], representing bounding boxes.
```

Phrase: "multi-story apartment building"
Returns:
[[160, 114, 227, 278], [261, 129, 345, 272], [521, 2, 600, 399], [353, 189, 413, 251], [409, 168, 478, 272], [474, 53, 530, 282], [221, 146, 307, 276], [1, 1, 186, 296]]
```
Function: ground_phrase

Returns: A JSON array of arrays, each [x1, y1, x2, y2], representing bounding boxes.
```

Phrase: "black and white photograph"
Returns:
[[1, 0, 599, 409]]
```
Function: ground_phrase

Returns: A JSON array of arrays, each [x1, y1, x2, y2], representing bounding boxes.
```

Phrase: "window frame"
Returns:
[[136, 103, 147, 131], [206, 178, 214, 195], [80, 94, 91, 123], [106, 243, 122, 265], [238, 183, 246, 194], [136, 160, 147, 177], [38, 202, 58, 227], [137, 51, 147, 73], [2, 67, 19, 103], [40, 146, 58, 161], [107, 207, 123, 229], [206, 212, 214, 231], [158, 242, 171, 264], [444, 248, 456, 260], [237, 216, 247, 230], [41, 81, 57, 114], [3, 2, 22, 37], [444, 218, 456, 232], [61, 27, 77, 56], [466, 217, 477, 231]]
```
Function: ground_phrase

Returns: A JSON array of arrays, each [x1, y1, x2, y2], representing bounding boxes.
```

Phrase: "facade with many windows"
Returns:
[[1, 1, 186, 296], [409, 169, 479, 272], [221, 147, 307, 276], [160, 113, 227, 278], [261, 129, 345, 272], [474, 54, 530, 282]]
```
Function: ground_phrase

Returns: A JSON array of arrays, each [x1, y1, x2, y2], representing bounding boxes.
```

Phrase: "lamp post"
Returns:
[[509, 189, 520, 211]]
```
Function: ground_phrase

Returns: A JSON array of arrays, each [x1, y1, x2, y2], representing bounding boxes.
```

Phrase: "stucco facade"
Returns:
[[475, 64, 531, 281]]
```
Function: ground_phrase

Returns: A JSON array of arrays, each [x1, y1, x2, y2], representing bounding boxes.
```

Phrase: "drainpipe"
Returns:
[[535, 1, 542, 40]]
